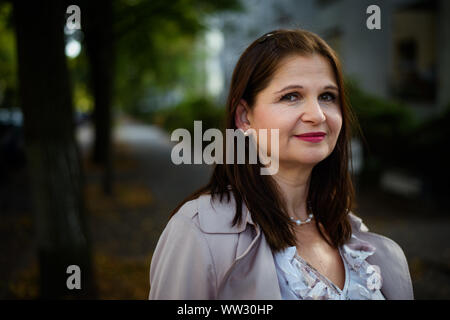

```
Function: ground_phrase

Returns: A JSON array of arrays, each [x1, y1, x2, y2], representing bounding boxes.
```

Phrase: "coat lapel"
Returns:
[[195, 193, 281, 299], [217, 230, 282, 299], [349, 214, 414, 300]]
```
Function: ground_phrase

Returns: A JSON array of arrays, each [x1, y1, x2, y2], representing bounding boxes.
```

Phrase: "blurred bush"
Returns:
[[151, 96, 225, 134], [346, 79, 419, 181], [347, 79, 449, 206], [407, 104, 450, 204]]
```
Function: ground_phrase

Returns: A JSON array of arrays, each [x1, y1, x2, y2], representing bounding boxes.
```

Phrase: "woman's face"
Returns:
[[244, 54, 342, 169]]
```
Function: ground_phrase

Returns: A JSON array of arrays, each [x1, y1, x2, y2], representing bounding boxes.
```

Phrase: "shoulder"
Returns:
[[166, 197, 199, 228], [348, 212, 414, 299], [149, 198, 218, 299], [171, 192, 251, 234], [170, 192, 259, 265], [348, 212, 406, 259], [153, 197, 211, 258], [161, 193, 249, 267], [156, 193, 253, 284]]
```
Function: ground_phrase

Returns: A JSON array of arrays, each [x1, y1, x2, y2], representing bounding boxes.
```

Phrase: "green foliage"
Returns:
[[347, 79, 450, 200], [112, 0, 242, 113], [0, 2, 17, 108], [67, 47, 94, 113], [407, 103, 450, 198], [151, 96, 225, 134], [346, 79, 419, 171]]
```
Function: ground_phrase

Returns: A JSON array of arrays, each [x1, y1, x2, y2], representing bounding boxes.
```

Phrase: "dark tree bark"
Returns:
[[13, 0, 97, 298], [82, 0, 115, 195]]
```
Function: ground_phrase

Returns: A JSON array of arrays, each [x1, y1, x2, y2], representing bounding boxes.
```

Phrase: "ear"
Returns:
[[234, 99, 252, 131]]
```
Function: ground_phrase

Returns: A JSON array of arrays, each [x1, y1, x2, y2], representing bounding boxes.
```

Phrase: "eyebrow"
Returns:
[[274, 84, 339, 94]]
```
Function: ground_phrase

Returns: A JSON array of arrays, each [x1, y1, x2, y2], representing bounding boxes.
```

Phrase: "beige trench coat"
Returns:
[[149, 193, 414, 300]]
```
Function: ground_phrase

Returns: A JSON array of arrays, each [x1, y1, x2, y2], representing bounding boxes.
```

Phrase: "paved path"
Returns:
[[78, 117, 213, 259], [115, 118, 213, 212], [114, 118, 213, 252]]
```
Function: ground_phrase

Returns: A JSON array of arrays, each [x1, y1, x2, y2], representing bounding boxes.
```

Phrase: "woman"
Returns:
[[148, 29, 414, 300]]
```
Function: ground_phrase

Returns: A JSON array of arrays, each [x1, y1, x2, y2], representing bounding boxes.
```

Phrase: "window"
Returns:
[[390, 1, 437, 103]]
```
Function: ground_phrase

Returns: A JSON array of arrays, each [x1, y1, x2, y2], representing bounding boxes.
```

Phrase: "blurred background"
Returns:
[[0, 0, 449, 299]]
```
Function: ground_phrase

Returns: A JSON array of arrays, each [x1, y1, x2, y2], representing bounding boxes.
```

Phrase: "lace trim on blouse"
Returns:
[[274, 234, 385, 300]]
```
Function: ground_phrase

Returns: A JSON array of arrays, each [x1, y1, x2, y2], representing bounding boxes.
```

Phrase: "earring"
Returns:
[[244, 129, 250, 136]]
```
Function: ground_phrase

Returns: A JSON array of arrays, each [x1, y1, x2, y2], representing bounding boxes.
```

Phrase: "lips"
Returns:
[[295, 132, 326, 137], [294, 132, 326, 143]]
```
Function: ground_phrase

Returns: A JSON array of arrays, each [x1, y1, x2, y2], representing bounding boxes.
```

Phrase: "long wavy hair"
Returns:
[[169, 29, 361, 252]]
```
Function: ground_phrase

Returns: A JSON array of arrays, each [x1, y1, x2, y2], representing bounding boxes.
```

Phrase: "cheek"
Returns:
[[263, 113, 294, 147], [328, 109, 343, 137], [252, 108, 292, 139], [250, 108, 293, 156], [252, 106, 280, 128]]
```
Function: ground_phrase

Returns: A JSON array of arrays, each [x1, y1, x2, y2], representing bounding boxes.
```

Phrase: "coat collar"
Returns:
[[348, 212, 370, 233], [196, 192, 255, 234]]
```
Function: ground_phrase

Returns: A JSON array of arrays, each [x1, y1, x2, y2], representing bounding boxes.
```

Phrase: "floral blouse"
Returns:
[[274, 234, 385, 300]]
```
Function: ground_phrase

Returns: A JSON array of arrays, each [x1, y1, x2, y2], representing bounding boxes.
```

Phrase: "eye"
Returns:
[[319, 92, 337, 102], [280, 92, 301, 102]]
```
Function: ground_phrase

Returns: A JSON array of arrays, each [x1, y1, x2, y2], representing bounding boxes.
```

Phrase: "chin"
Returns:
[[291, 151, 330, 165]]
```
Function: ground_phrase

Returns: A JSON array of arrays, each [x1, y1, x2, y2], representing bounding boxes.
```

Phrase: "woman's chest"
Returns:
[[294, 225, 346, 290], [295, 244, 346, 291]]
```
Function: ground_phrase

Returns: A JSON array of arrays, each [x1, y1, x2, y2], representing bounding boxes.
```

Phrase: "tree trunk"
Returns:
[[13, 0, 97, 298], [83, 0, 115, 195]]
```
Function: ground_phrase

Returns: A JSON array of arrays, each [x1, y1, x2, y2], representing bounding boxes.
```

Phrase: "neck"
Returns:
[[272, 163, 314, 221]]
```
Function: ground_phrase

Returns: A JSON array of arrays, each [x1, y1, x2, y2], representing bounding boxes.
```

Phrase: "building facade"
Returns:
[[212, 0, 450, 118]]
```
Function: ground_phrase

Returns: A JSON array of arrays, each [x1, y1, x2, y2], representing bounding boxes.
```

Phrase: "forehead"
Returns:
[[267, 54, 337, 88]]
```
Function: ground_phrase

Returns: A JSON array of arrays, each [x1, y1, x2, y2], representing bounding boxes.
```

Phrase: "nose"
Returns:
[[300, 97, 326, 124]]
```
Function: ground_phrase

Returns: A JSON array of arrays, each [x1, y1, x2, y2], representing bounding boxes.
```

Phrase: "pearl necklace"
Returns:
[[290, 213, 314, 226]]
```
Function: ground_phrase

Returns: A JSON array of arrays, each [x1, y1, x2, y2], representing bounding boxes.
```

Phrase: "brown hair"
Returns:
[[169, 29, 360, 252]]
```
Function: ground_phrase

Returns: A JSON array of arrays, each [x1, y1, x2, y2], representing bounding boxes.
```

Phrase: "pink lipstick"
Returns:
[[294, 132, 326, 143]]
